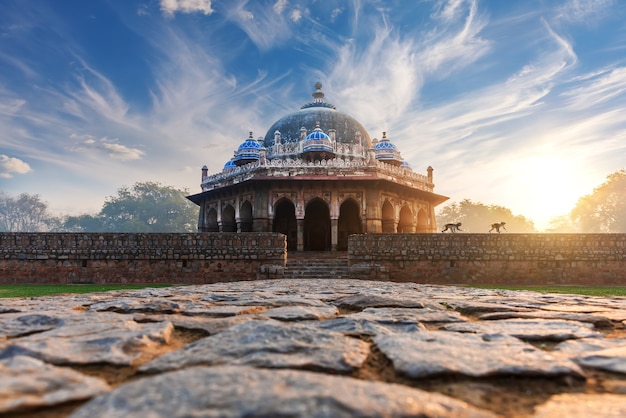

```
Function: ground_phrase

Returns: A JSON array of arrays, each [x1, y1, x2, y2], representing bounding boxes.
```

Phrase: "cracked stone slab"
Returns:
[[310, 316, 426, 336], [352, 307, 467, 325], [0, 314, 174, 366], [134, 313, 265, 335], [71, 366, 496, 418], [375, 331, 585, 378], [331, 294, 426, 310], [0, 313, 64, 339], [140, 320, 369, 374], [554, 338, 626, 356], [0, 355, 110, 414], [89, 298, 182, 314], [263, 305, 339, 321], [574, 346, 626, 374], [478, 311, 614, 327], [532, 393, 626, 417], [441, 300, 534, 314], [443, 318, 600, 341]]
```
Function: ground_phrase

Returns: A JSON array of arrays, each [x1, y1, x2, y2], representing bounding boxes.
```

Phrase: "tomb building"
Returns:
[[187, 83, 448, 251]]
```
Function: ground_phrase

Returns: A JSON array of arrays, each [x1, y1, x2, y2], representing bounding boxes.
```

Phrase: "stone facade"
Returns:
[[2, 232, 626, 286], [187, 83, 448, 251], [0, 233, 286, 285], [348, 233, 626, 285]]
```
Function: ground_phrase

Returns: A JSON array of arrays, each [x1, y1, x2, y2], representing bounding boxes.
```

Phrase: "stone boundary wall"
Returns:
[[0, 233, 286, 285], [348, 233, 626, 285]]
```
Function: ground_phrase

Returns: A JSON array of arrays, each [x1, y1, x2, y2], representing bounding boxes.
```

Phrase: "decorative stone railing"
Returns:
[[201, 157, 433, 192]]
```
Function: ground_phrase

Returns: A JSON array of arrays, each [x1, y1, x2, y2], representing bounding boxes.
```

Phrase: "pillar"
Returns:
[[331, 219, 338, 251], [297, 219, 304, 252]]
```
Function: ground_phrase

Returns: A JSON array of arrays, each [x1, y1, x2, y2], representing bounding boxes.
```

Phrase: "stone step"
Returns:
[[283, 256, 350, 280]]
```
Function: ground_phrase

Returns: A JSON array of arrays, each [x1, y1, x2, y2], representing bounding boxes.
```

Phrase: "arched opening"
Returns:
[[338, 199, 362, 251], [273, 199, 297, 251], [416, 208, 430, 233], [304, 198, 331, 251], [221, 205, 236, 232], [206, 208, 218, 232], [382, 201, 395, 233], [398, 205, 414, 233], [240, 201, 253, 232]]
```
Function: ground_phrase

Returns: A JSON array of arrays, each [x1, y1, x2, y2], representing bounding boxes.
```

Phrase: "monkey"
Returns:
[[489, 222, 507, 233], [441, 222, 463, 233]]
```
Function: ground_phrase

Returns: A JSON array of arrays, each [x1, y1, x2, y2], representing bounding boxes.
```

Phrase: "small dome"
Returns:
[[234, 132, 261, 166], [303, 122, 333, 154], [223, 159, 237, 170], [375, 132, 403, 166]]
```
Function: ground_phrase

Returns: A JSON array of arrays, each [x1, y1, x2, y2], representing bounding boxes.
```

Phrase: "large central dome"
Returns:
[[263, 83, 371, 148]]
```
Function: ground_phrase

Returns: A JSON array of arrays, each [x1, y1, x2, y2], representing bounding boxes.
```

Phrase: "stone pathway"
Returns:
[[1, 279, 626, 417]]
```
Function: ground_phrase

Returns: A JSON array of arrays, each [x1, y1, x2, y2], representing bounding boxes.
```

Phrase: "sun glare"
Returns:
[[506, 155, 586, 230]]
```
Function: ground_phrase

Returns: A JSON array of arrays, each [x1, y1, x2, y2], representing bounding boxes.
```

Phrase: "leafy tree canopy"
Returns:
[[0, 192, 59, 232], [63, 182, 198, 232], [570, 169, 626, 233], [436, 199, 536, 233]]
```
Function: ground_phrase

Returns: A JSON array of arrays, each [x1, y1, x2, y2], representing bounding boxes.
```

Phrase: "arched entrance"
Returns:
[[304, 198, 331, 251], [221, 205, 236, 232], [338, 199, 362, 251], [206, 208, 218, 232], [382, 201, 395, 233], [398, 205, 414, 233], [273, 199, 297, 251], [240, 201, 253, 232]]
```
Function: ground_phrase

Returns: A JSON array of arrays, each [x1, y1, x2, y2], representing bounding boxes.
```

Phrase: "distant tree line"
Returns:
[[2, 169, 625, 233], [436, 169, 626, 233], [0, 182, 197, 233]]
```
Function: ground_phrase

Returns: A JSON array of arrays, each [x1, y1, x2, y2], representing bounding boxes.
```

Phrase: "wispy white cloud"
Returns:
[[160, 0, 214, 18], [0, 154, 31, 178], [420, 0, 490, 77], [556, 0, 615, 24], [561, 66, 626, 110]]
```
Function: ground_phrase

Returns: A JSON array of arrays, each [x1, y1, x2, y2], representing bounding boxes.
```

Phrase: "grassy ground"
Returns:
[[470, 285, 626, 297], [0, 284, 171, 298], [1, 284, 624, 298]]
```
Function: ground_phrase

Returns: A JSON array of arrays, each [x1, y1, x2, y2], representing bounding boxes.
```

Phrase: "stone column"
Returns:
[[197, 204, 205, 232], [331, 219, 338, 251], [297, 219, 304, 251]]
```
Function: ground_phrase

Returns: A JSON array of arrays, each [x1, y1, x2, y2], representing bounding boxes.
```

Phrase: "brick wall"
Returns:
[[0, 233, 286, 285], [348, 234, 626, 285]]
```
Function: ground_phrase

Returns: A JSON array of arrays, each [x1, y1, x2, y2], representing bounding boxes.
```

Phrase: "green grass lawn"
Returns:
[[470, 285, 626, 297], [0, 284, 171, 298], [1, 283, 624, 298]]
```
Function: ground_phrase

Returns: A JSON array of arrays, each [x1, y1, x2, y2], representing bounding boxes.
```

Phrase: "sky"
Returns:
[[1, 0, 625, 231]]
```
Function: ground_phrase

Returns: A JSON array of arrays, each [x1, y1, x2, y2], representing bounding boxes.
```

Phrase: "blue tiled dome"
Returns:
[[375, 132, 403, 166], [303, 123, 333, 154], [234, 132, 261, 166], [223, 159, 237, 170]]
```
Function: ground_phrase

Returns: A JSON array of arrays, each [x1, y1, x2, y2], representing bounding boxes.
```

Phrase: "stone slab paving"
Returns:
[[0, 279, 624, 417]]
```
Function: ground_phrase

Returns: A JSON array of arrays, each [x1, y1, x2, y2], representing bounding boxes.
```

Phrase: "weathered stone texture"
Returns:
[[1, 279, 626, 416], [348, 233, 626, 284], [0, 232, 286, 284]]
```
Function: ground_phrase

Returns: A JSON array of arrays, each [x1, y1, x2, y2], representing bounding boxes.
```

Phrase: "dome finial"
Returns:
[[312, 82, 324, 102]]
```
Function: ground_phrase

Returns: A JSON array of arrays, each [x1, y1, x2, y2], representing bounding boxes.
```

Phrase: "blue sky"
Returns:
[[1, 0, 625, 230]]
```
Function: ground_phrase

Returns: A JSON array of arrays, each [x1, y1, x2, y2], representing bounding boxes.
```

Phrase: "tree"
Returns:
[[62, 182, 198, 232], [0, 192, 59, 232], [436, 199, 536, 233], [570, 169, 626, 232]]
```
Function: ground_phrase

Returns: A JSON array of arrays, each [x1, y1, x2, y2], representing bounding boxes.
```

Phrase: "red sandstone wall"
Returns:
[[0, 233, 286, 285], [348, 234, 626, 285]]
